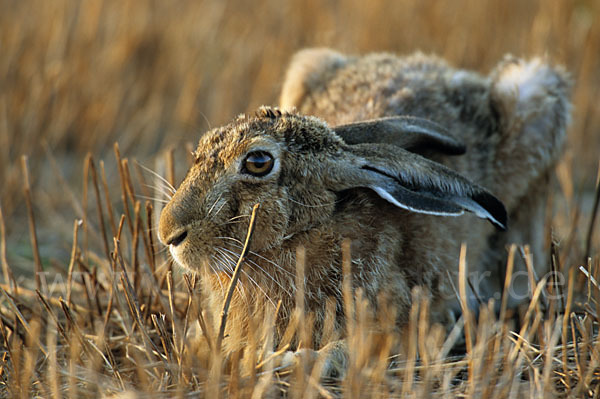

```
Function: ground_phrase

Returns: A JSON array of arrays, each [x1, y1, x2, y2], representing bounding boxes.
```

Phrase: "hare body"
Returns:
[[158, 49, 570, 355], [281, 49, 571, 310]]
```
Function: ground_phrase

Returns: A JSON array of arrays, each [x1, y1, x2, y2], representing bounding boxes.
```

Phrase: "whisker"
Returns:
[[219, 247, 277, 308], [209, 255, 227, 297], [223, 240, 295, 278], [213, 199, 228, 218], [288, 197, 339, 208], [154, 246, 170, 256], [142, 183, 174, 200], [215, 249, 249, 305], [136, 194, 170, 204], [247, 250, 295, 278], [207, 194, 223, 218], [216, 214, 252, 227], [214, 250, 235, 274], [136, 161, 176, 194], [216, 236, 244, 246], [217, 220, 248, 227], [214, 243, 281, 308], [228, 214, 251, 222], [219, 246, 293, 298], [199, 111, 212, 131], [241, 269, 276, 307]]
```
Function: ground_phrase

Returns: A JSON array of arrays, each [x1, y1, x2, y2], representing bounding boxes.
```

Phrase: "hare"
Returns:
[[158, 49, 570, 370], [280, 48, 571, 311]]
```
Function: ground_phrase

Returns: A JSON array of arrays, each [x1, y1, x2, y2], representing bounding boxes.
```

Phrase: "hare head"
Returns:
[[158, 106, 506, 279]]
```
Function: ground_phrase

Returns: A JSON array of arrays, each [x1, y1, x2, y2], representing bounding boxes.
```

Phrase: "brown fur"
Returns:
[[281, 49, 571, 308], [158, 49, 570, 363]]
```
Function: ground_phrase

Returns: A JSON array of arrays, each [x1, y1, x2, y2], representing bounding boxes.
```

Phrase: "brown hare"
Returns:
[[158, 49, 570, 372]]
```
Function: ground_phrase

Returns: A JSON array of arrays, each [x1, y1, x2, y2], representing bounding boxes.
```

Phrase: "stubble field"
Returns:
[[1, 0, 599, 397]]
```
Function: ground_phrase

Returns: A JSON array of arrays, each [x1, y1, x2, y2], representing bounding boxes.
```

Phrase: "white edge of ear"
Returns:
[[370, 185, 466, 217], [371, 185, 506, 228], [452, 197, 503, 227]]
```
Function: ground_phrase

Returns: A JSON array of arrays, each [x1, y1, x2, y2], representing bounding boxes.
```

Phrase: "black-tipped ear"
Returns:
[[361, 165, 507, 230], [327, 144, 507, 230], [464, 191, 508, 230], [333, 116, 466, 156]]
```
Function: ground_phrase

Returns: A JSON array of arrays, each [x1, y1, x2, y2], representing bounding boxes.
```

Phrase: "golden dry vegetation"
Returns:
[[0, 0, 600, 397]]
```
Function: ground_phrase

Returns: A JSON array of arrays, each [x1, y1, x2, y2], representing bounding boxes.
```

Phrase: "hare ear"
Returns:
[[331, 144, 507, 229], [333, 116, 466, 156]]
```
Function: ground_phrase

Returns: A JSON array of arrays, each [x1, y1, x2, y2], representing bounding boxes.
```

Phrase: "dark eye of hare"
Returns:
[[242, 151, 274, 177]]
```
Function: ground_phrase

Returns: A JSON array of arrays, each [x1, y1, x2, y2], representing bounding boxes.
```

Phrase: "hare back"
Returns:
[[281, 48, 571, 309]]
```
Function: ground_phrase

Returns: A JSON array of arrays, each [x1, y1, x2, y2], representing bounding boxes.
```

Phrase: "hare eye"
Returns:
[[242, 151, 274, 177]]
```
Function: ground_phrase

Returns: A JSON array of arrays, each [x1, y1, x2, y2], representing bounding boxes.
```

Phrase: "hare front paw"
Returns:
[[278, 341, 348, 379]]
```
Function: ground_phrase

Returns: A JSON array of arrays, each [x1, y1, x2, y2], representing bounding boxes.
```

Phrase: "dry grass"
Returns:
[[1, 0, 600, 397]]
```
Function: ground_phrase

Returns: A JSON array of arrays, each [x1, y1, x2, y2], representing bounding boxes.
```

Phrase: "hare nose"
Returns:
[[166, 230, 188, 247]]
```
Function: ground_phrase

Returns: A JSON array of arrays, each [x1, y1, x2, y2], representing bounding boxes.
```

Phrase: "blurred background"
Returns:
[[1, 0, 599, 274]]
